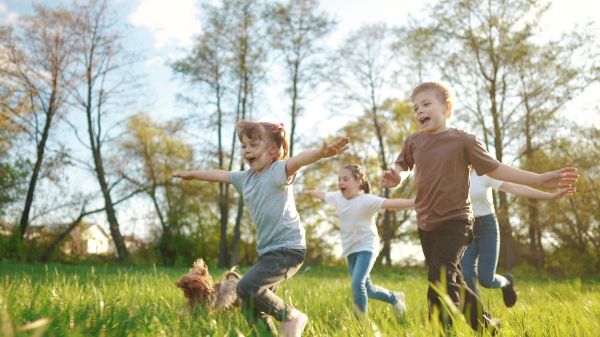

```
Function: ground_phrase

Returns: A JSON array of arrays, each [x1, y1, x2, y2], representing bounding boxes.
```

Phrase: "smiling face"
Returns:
[[241, 132, 277, 174], [337, 168, 363, 199], [412, 89, 452, 134]]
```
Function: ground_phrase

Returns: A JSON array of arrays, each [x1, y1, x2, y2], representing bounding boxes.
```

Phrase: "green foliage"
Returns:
[[0, 159, 27, 216], [2, 261, 600, 336]]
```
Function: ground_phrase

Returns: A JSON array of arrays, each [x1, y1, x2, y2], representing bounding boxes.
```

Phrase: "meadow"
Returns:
[[1, 261, 599, 337]]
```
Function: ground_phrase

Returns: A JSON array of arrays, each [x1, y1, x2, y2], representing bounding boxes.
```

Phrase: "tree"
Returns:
[[67, 0, 139, 263], [0, 5, 79, 243], [267, 0, 336, 156], [118, 113, 213, 264], [172, 1, 233, 268], [514, 27, 599, 269], [173, 0, 270, 267], [536, 127, 600, 274], [0, 86, 29, 215], [328, 23, 405, 265]]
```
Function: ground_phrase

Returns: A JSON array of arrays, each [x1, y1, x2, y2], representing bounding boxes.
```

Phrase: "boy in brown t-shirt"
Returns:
[[381, 82, 578, 333]]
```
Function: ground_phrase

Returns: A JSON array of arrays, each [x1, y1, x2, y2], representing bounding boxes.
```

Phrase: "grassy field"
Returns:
[[1, 261, 599, 336]]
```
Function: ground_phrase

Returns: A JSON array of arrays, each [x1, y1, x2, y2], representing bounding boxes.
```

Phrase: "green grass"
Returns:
[[1, 261, 600, 336]]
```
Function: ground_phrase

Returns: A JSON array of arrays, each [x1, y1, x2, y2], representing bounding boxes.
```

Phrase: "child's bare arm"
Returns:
[[381, 198, 415, 211], [301, 190, 326, 201], [172, 170, 230, 183], [486, 164, 578, 189], [499, 182, 576, 200], [285, 137, 349, 178]]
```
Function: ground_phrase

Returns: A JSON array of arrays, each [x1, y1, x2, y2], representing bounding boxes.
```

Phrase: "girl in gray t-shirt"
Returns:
[[174, 120, 348, 337]]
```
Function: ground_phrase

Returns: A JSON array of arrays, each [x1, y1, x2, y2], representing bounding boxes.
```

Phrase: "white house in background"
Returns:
[[73, 224, 144, 255], [74, 224, 115, 255]]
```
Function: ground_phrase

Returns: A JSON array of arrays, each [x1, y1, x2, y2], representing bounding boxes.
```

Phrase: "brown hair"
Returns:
[[342, 165, 370, 194], [236, 120, 290, 161], [411, 81, 452, 105]]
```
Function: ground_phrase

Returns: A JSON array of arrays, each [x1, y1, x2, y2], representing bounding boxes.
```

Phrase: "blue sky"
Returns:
[[1, 0, 597, 130]]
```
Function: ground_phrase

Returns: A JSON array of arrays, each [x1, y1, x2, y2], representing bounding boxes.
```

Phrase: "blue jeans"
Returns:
[[347, 251, 397, 316], [460, 213, 509, 294]]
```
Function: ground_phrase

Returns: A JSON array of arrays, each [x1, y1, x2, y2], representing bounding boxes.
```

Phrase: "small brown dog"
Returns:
[[176, 258, 242, 312]]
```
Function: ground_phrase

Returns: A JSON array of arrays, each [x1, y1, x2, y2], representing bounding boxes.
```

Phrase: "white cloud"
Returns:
[[129, 0, 202, 49], [4, 12, 17, 24], [0, 2, 19, 25]]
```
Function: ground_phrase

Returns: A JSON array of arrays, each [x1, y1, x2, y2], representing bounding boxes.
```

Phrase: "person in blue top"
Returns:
[[463, 171, 575, 307], [173, 120, 348, 337]]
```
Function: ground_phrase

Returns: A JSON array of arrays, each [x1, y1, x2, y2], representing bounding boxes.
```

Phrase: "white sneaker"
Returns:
[[392, 291, 407, 317]]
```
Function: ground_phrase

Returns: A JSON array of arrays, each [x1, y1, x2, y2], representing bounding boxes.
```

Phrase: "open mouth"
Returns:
[[246, 157, 256, 165], [419, 117, 430, 126]]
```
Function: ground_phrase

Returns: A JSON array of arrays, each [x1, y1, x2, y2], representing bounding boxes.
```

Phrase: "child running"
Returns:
[[381, 82, 578, 334], [173, 120, 349, 337], [463, 171, 575, 306], [303, 164, 414, 321]]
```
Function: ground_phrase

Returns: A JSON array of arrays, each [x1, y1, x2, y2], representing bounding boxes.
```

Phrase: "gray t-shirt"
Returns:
[[229, 160, 306, 255]]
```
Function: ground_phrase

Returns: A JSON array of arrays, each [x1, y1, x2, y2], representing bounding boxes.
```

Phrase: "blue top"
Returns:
[[229, 160, 306, 255]]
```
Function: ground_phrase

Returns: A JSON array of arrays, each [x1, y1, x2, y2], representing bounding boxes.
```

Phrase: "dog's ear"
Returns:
[[176, 276, 190, 289]]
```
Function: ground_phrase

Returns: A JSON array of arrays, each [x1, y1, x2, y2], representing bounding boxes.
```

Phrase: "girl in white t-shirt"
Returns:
[[463, 170, 575, 307], [303, 164, 414, 320]]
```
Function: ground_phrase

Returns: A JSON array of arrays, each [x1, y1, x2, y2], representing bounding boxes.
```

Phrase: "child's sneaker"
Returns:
[[392, 292, 407, 317], [501, 274, 517, 307]]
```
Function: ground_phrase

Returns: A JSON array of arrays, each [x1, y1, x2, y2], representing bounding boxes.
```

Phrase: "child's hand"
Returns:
[[381, 170, 400, 188], [550, 187, 576, 199], [538, 167, 578, 189], [319, 137, 350, 158], [172, 171, 193, 180]]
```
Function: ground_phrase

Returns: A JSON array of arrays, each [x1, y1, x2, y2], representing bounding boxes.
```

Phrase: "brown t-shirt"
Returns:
[[395, 128, 499, 231]]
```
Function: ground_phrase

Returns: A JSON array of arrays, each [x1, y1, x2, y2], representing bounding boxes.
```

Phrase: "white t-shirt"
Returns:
[[324, 191, 385, 257], [469, 170, 504, 217]]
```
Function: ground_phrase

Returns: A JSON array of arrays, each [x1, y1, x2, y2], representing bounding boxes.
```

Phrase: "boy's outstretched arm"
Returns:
[[301, 190, 326, 201], [486, 164, 578, 189], [499, 182, 576, 200], [285, 137, 350, 178], [381, 198, 415, 211], [172, 169, 230, 183]]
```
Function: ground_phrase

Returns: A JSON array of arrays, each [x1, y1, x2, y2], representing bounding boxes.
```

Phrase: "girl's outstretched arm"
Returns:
[[285, 137, 349, 178], [499, 182, 576, 200], [381, 198, 415, 211], [172, 170, 230, 183], [301, 190, 326, 201], [486, 164, 578, 189]]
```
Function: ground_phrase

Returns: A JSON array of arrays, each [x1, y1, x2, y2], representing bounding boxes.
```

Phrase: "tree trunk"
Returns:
[[497, 192, 517, 269], [86, 92, 129, 263], [289, 60, 300, 157], [230, 194, 244, 266], [40, 215, 84, 262], [98, 169, 129, 263], [18, 100, 56, 240], [528, 200, 544, 269]]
